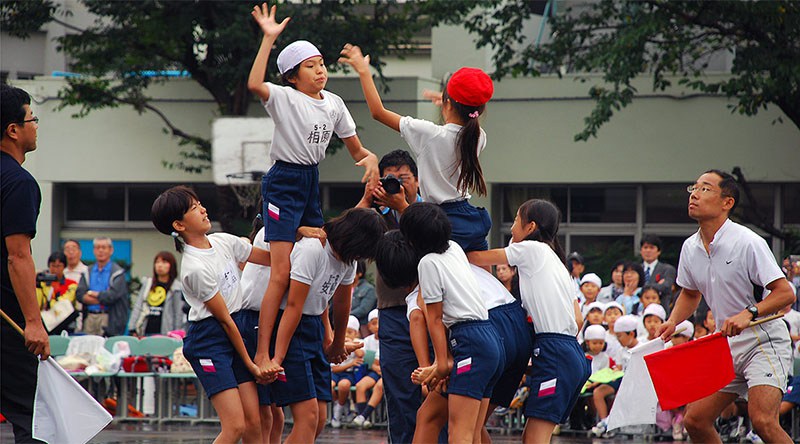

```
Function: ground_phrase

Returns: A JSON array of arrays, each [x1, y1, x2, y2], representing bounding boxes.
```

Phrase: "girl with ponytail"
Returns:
[[340, 44, 493, 252], [467, 199, 591, 444]]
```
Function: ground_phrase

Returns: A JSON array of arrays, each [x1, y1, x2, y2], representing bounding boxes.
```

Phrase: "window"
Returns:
[[784, 183, 800, 225], [645, 185, 693, 223], [732, 184, 774, 226], [570, 235, 635, 283], [500, 186, 567, 223], [323, 184, 364, 220], [571, 187, 636, 223]]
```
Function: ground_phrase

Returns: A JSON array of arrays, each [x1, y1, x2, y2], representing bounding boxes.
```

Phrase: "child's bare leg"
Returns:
[[367, 379, 383, 406], [337, 378, 352, 405], [523, 418, 557, 444], [356, 376, 376, 403], [285, 399, 318, 444], [315, 400, 328, 438], [413, 390, 448, 443], [256, 241, 293, 371], [259, 405, 273, 444], [449, 393, 482, 443], [481, 402, 499, 444], [593, 384, 614, 419], [270, 404, 285, 444], [237, 382, 263, 444], [472, 398, 491, 444], [209, 388, 246, 444]]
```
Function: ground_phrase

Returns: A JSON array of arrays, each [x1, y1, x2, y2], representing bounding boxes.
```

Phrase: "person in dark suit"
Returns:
[[640, 234, 677, 312]]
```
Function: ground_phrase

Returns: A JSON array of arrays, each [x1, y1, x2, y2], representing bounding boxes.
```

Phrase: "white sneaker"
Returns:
[[363, 418, 372, 428], [330, 417, 341, 428], [352, 415, 366, 427], [591, 420, 607, 437], [746, 430, 764, 444], [672, 422, 684, 441]]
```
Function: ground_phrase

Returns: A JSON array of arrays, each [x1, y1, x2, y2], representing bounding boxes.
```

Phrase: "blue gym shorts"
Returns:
[[237, 309, 271, 405], [332, 370, 357, 386], [363, 370, 381, 382], [183, 311, 254, 399], [269, 309, 332, 407], [261, 161, 324, 243], [448, 319, 504, 400], [525, 332, 591, 424], [439, 199, 491, 252], [488, 302, 534, 407], [784, 376, 800, 405]]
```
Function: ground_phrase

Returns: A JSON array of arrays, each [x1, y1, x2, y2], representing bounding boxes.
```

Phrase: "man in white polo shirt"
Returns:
[[658, 169, 795, 444]]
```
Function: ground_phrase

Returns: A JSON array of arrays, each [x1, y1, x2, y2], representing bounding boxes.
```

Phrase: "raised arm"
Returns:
[[247, 3, 291, 102], [339, 44, 402, 132], [467, 248, 509, 267], [342, 135, 379, 185]]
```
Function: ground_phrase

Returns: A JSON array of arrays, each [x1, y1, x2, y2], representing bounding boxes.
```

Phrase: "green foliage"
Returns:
[[438, 0, 800, 141], [2, 0, 443, 172]]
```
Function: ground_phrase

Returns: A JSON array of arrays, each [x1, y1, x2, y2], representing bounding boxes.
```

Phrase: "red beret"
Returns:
[[446, 67, 494, 107]]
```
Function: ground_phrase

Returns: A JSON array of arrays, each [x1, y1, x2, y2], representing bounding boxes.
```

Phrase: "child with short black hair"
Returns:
[[151, 186, 272, 443], [353, 309, 382, 428], [638, 303, 666, 344], [579, 273, 602, 315]]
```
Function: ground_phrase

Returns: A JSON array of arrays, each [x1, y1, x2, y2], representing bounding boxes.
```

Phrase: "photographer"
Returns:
[[36, 251, 79, 334], [356, 149, 421, 229]]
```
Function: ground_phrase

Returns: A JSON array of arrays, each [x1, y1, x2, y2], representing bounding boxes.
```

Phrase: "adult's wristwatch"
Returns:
[[746, 305, 759, 320]]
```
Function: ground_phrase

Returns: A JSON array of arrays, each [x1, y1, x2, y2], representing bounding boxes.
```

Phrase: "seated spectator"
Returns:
[[615, 262, 644, 315], [567, 252, 586, 302], [75, 237, 128, 337], [495, 264, 521, 301], [598, 261, 624, 303], [603, 302, 625, 362], [36, 251, 79, 334], [129, 251, 185, 336], [353, 309, 383, 428], [579, 273, 602, 316], [578, 302, 606, 344], [637, 303, 666, 344], [351, 260, 377, 336], [331, 315, 365, 428]]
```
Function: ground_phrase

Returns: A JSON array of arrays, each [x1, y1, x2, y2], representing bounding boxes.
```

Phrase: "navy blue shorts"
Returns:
[[238, 309, 271, 405], [183, 312, 254, 398], [784, 376, 800, 404], [439, 200, 491, 252], [269, 310, 332, 407], [332, 371, 357, 386], [362, 370, 381, 382], [261, 161, 324, 243], [448, 320, 504, 400], [488, 302, 534, 407], [525, 333, 591, 423]]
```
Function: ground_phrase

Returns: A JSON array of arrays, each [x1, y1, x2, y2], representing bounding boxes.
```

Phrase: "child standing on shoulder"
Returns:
[[246, 3, 379, 377], [340, 44, 493, 252], [467, 199, 591, 444], [151, 186, 273, 443]]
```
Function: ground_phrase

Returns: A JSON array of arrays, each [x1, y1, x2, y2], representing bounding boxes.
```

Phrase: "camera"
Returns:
[[36, 272, 58, 285], [379, 174, 402, 194]]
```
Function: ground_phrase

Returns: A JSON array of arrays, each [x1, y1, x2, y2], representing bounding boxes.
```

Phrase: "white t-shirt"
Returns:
[[677, 219, 785, 324], [240, 227, 271, 311], [363, 334, 379, 353], [263, 83, 357, 165], [471, 264, 516, 310], [281, 237, 356, 316], [398, 116, 486, 204], [418, 241, 487, 328], [181, 233, 253, 322], [505, 240, 578, 336], [406, 287, 421, 321]]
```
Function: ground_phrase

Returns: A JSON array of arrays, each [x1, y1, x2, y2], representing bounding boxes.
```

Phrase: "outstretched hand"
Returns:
[[338, 44, 371, 75], [422, 89, 443, 107], [251, 3, 290, 39]]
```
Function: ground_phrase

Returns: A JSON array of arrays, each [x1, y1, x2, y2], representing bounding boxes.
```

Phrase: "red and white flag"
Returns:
[[606, 339, 664, 431]]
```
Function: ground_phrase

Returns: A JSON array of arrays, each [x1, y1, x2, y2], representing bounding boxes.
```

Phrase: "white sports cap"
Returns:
[[675, 320, 694, 338], [584, 325, 607, 341], [580, 273, 602, 288], [277, 40, 322, 75], [642, 304, 667, 321], [586, 301, 606, 313], [347, 315, 360, 332], [615, 315, 638, 333], [604, 301, 625, 314], [368, 309, 379, 323]]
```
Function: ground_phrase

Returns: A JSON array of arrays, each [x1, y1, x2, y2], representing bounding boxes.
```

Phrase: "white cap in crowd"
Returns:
[[347, 315, 360, 332], [580, 273, 602, 288], [615, 315, 639, 333], [277, 40, 322, 75], [368, 309, 379, 323], [675, 320, 694, 338], [642, 304, 667, 321], [584, 325, 607, 341], [586, 302, 606, 313], [604, 302, 625, 314]]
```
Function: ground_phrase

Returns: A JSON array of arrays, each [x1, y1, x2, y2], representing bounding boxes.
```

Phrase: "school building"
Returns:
[[3, 5, 798, 279]]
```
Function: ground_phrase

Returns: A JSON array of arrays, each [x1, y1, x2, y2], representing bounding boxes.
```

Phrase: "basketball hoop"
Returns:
[[226, 171, 265, 217]]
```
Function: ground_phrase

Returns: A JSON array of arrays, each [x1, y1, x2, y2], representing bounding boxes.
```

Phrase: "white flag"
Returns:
[[606, 339, 665, 431], [32, 357, 112, 444]]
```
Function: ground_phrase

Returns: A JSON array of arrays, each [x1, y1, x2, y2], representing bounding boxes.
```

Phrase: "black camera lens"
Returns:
[[380, 174, 402, 194]]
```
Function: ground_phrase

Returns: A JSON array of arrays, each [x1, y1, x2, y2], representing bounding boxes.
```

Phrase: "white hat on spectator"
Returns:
[[347, 315, 360, 332], [604, 302, 625, 314], [580, 273, 602, 288], [368, 309, 379, 323], [586, 302, 606, 313], [584, 325, 607, 341], [615, 315, 638, 333], [675, 320, 694, 338], [277, 40, 322, 75], [642, 304, 667, 321]]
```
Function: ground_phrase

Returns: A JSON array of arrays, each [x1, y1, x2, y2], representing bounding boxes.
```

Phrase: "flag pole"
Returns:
[[0, 308, 25, 336], [749, 312, 783, 327]]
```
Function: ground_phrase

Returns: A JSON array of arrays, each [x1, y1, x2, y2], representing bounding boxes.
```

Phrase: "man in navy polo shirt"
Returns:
[[1, 84, 50, 443]]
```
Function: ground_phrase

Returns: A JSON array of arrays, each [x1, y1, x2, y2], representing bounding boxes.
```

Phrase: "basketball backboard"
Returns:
[[211, 117, 275, 185]]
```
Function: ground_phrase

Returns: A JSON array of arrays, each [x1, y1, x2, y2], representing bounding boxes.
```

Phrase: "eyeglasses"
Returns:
[[686, 184, 720, 194], [19, 117, 39, 124]]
